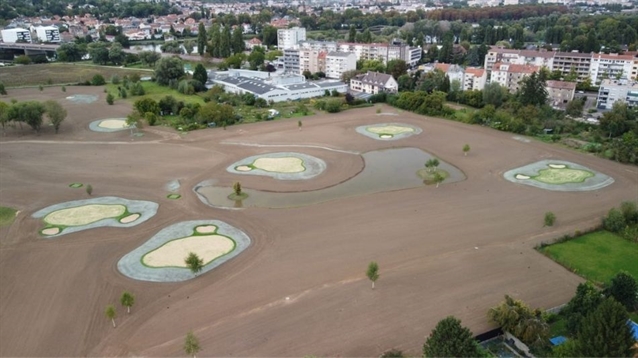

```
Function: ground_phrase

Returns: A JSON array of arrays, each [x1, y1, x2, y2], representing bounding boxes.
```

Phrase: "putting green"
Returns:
[[367, 125, 415, 136], [44, 204, 126, 226], [533, 168, 594, 184], [142, 235, 235, 268]]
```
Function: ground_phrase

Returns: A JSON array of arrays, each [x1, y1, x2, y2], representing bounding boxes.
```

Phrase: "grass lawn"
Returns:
[[549, 316, 568, 337], [0, 206, 17, 227], [540, 231, 638, 284], [0, 63, 151, 87], [106, 81, 205, 105]]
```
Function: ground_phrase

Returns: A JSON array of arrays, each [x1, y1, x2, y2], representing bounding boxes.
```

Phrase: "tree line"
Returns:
[[0, 99, 67, 135]]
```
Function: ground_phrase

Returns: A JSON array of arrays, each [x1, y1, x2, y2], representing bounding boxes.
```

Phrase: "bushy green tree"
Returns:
[[134, 98, 160, 116], [0, 82, 6, 95], [564, 281, 603, 336], [544, 212, 556, 226], [44, 100, 67, 134], [366, 261, 379, 289], [105, 305, 116, 327], [574, 297, 635, 357], [185, 252, 204, 275], [91, 74, 106, 86], [604, 207, 626, 232], [423, 316, 485, 357], [120, 291, 135, 314], [6, 101, 46, 133], [606, 271, 638, 311], [193, 64, 208, 85], [155, 57, 185, 86], [184, 331, 201, 358]]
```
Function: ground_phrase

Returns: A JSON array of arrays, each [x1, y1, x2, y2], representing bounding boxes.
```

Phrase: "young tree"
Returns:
[[544, 212, 556, 227], [0, 82, 6, 95], [233, 182, 242, 196], [120, 291, 135, 314], [105, 305, 116, 328], [86, 184, 93, 196], [231, 26, 245, 55], [433, 172, 444, 188], [425, 158, 440, 173], [575, 297, 635, 357], [0, 102, 9, 134], [605, 271, 638, 311], [298, 120, 302, 131], [463, 144, 470, 156], [185, 252, 204, 275], [44, 100, 67, 134], [106, 93, 114, 105], [423, 316, 484, 357], [193, 64, 208, 86], [366, 261, 379, 289], [184, 331, 201, 358]]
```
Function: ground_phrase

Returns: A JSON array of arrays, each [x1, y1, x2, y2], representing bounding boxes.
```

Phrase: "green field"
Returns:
[[533, 168, 594, 184], [0, 63, 151, 87], [540, 231, 638, 284], [106, 81, 205, 105], [0, 206, 17, 227]]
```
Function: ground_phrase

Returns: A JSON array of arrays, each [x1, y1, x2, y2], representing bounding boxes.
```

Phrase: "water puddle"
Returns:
[[196, 147, 465, 209]]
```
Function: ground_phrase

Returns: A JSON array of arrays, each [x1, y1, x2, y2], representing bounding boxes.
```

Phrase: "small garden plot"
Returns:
[[89, 118, 131, 132], [117, 220, 251, 282], [227, 152, 326, 180], [503, 160, 613, 191], [356, 123, 422, 141], [32, 197, 158, 237]]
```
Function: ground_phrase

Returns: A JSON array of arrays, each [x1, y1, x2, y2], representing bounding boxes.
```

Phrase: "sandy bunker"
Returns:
[[143, 235, 234, 268], [98, 119, 129, 129], [253, 157, 304, 173], [367, 125, 415, 135], [44, 204, 125, 226]]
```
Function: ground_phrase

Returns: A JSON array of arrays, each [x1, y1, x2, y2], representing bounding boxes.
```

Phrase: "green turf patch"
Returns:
[[533, 168, 594, 184], [540, 231, 638, 284], [228, 193, 249, 201], [417, 169, 450, 185], [0, 206, 17, 227], [167, 194, 181, 200], [69, 183, 83, 188]]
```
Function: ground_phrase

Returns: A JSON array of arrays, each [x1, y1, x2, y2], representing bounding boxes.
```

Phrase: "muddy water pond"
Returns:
[[196, 147, 465, 209]]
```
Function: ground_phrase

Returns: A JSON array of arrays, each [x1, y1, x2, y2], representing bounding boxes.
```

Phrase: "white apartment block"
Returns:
[[298, 40, 421, 66], [33, 26, 61, 43], [597, 79, 638, 110], [350, 71, 398, 94], [463, 68, 487, 91], [485, 47, 638, 85], [283, 49, 301, 74], [325, 51, 357, 79], [1, 28, 32, 43], [277, 27, 306, 50]]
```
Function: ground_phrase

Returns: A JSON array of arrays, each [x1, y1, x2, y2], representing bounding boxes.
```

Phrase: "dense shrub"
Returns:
[[91, 74, 106, 86], [604, 208, 627, 233], [325, 99, 343, 113]]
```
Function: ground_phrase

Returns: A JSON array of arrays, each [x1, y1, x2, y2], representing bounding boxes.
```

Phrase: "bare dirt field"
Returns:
[[1, 88, 637, 357]]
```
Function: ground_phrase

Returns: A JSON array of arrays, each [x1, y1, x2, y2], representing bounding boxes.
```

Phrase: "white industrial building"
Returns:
[[1, 28, 32, 43], [206, 69, 347, 103], [33, 26, 61, 43], [597, 79, 638, 110], [277, 27, 306, 50]]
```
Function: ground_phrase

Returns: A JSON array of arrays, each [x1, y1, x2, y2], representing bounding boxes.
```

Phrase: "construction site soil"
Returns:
[[1, 87, 636, 357]]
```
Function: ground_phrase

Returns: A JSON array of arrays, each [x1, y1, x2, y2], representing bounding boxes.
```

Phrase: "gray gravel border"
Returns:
[[226, 152, 326, 180], [89, 118, 130, 132], [117, 220, 251, 282], [355, 123, 422, 141], [32, 196, 159, 238], [503, 160, 614, 191]]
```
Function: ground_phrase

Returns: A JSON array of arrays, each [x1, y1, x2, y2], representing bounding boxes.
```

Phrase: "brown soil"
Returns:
[[0, 91, 636, 357]]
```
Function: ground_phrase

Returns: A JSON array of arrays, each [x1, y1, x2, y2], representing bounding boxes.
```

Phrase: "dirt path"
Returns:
[[0, 99, 636, 357]]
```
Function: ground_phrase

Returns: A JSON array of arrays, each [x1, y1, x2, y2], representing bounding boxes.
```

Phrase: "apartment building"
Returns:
[[591, 53, 635, 84], [33, 25, 61, 43], [298, 39, 421, 65], [325, 51, 357, 79], [546, 80, 576, 106], [463, 67, 487, 91], [552, 51, 592, 82], [350, 71, 398, 94], [1, 28, 32, 43], [283, 48, 301, 74], [299, 49, 325, 74], [597, 79, 638, 110], [490, 62, 539, 93], [277, 27, 306, 49]]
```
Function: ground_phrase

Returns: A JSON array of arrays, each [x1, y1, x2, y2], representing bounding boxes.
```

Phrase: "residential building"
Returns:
[[206, 69, 347, 103], [33, 26, 61, 42], [325, 51, 357, 79], [434, 63, 464, 84], [245, 37, 262, 50], [546, 80, 576, 106], [299, 49, 325, 75], [350, 71, 398, 94], [463, 67, 487, 91], [299, 40, 421, 65], [552, 51, 592, 82], [1, 28, 32, 43], [277, 27, 306, 49], [597, 79, 638, 109], [590, 53, 634, 84], [631, 57, 638, 81], [283, 49, 301, 74], [490, 62, 539, 93]]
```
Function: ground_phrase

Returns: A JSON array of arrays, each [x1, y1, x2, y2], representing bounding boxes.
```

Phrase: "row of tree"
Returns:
[[0, 99, 67, 134]]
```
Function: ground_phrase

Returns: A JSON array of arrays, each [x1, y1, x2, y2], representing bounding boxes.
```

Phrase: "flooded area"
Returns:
[[196, 147, 466, 209]]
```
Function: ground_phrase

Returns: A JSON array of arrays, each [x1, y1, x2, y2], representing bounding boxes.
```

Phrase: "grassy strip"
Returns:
[[0, 206, 17, 227], [140, 225, 237, 269], [69, 183, 84, 188], [539, 231, 638, 284], [167, 194, 181, 200], [0, 63, 151, 87]]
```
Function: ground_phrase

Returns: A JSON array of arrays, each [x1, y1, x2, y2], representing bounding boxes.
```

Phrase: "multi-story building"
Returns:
[[299, 49, 325, 75], [33, 26, 61, 43], [546, 80, 576, 107], [277, 27, 306, 50], [490, 62, 539, 93], [298, 39, 421, 66], [590, 53, 634, 85], [350, 71, 398, 94], [597, 79, 638, 110], [552, 51, 592, 82], [631, 57, 638, 81], [463, 67, 487, 91], [325, 51, 357, 79], [283, 49, 301, 74], [1, 28, 32, 43]]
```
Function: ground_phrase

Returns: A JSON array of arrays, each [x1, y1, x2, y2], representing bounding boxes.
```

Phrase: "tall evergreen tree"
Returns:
[[348, 26, 356, 43], [220, 25, 232, 58], [208, 24, 221, 58], [197, 23, 207, 55], [518, 72, 547, 107], [423, 316, 484, 357], [193, 64, 208, 85], [606, 271, 638, 311], [575, 297, 636, 357], [231, 26, 245, 55]]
